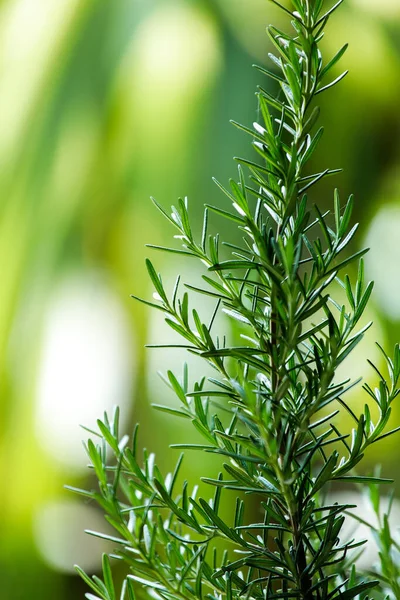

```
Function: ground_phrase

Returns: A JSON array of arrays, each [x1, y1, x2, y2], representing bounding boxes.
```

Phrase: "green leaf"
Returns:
[[102, 555, 115, 600], [335, 580, 378, 600], [301, 127, 324, 165], [72, 3, 392, 599], [86, 440, 106, 487], [309, 451, 339, 496], [121, 579, 136, 600], [205, 203, 244, 224], [130, 294, 166, 312], [335, 476, 393, 484], [145, 259, 169, 304], [315, 0, 345, 27], [75, 566, 104, 596], [152, 404, 190, 419], [146, 244, 195, 257], [320, 44, 349, 80], [198, 499, 245, 545]]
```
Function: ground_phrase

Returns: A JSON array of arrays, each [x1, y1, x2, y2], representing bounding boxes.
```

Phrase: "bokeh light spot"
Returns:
[[33, 499, 114, 574], [365, 205, 400, 321], [35, 271, 134, 470]]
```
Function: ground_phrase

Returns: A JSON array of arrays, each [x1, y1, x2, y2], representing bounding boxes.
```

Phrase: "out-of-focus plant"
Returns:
[[70, 0, 400, 598], [347, 483, 400, 599]]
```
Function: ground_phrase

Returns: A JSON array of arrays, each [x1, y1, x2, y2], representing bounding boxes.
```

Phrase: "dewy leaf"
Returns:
[[71, 2, 400, 600]]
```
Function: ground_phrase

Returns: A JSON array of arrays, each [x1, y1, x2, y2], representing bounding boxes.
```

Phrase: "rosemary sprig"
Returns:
[[70, 2, 400, 599]]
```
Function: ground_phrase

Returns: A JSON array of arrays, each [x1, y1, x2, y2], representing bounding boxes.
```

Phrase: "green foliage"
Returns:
[[70, 0, 400, 598], [346, 483, 400, 599]]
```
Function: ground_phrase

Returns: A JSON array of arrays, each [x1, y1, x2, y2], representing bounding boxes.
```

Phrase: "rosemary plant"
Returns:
[[70, 1, 400, 598]]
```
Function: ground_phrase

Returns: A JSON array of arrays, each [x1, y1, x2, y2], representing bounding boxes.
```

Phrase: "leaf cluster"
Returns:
[[70, 1, 400, 599]]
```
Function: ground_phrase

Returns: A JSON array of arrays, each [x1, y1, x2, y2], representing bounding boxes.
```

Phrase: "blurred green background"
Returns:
[[1, 0, 400, 597]]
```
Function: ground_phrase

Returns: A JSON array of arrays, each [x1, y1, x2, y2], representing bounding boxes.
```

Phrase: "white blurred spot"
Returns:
[[330, 490, 400, 570], [321, 11, 397, 105], [334, 283, 384, 391], [364, 205, 400, 320], [112, 2, 222, 166], [132, 3, 221, 100], [214, 0, 275, 60], [35, 271, 134, 470], [33, 499, 114, 574]]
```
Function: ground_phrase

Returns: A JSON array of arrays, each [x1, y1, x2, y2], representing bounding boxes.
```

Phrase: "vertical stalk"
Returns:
[[263, 3, 329, 597]]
